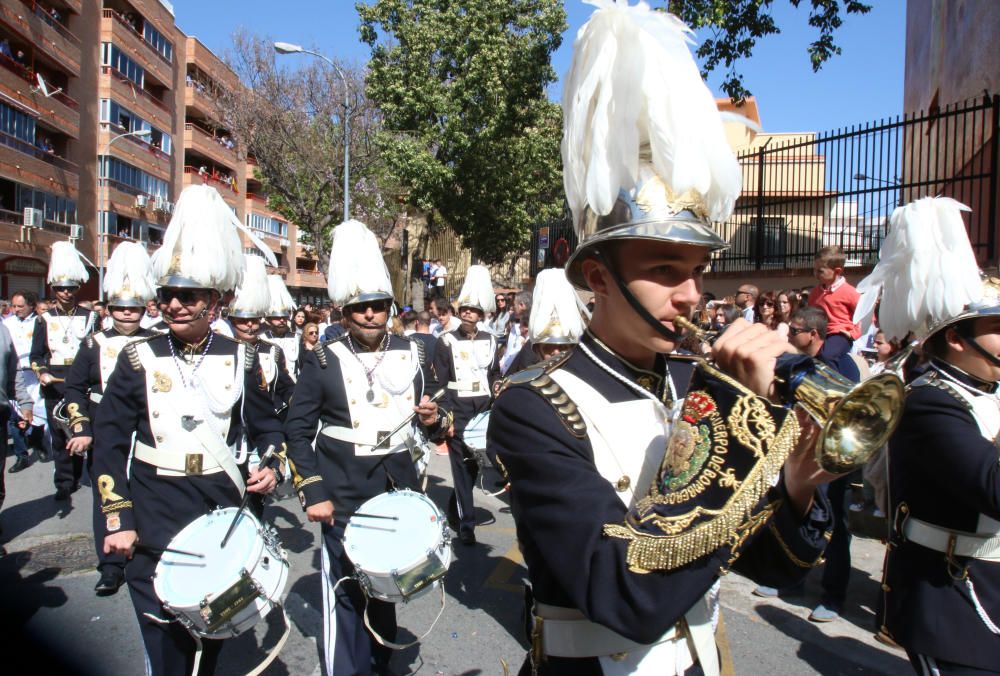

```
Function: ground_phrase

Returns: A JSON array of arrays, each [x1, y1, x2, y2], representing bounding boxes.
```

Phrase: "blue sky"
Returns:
[[172, 0, 905, 135]]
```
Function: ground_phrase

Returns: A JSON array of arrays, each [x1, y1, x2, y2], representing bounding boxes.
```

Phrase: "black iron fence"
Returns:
[[716, 94, 999, 273]]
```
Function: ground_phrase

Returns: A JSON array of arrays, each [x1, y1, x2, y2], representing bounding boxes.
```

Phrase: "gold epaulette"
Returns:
[[499, 351, 586, 438], [243, 341, 258, 372], [313, 341, 328, 368], [123, 342, 145, 372]]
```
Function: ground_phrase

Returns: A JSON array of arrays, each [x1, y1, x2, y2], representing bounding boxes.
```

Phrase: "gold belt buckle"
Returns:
[[472, 382, 480, 392], [185, 453, 203, 475], [64, 358, 74, 366], [530, 616, 544, 667]]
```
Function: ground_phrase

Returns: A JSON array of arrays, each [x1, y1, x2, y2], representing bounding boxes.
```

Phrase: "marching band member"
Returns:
[[62, 242, 157, 597], [30, 241, 97, 501], [854, 197, 1000, 675], [228, 255, 295, 421], [488, 3, 833, 673], [505, 267, 585, 374], [284, 219, 442, 676], [433, 265, 501, 545], [263, 274, 300, 381], [93, 185, 285, 676]]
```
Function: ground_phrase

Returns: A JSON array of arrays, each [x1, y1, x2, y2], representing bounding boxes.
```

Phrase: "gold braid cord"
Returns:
[[603, 361, 801, 573]]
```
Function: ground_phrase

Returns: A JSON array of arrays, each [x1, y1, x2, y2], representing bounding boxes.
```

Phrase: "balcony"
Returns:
[[290, 267, 326, 289], [100, 128, 170, 180], [103, 65, 172, 129], [0, 131, 78, 194], [101, 9, 171, 88], [184, 80, 223, 121], [184, 123, 237, 171], [0, 2, 81, 76], [0, 56, 78, 138]]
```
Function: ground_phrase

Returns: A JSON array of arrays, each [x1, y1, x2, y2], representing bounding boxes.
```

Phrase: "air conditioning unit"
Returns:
[[135, 194, 149, 209], [154, 195, 167, 212], [23, 208, 43, 228], [165, 201, 174, 214], [69, 223, 83, 240], [278, 238, 290, 248]]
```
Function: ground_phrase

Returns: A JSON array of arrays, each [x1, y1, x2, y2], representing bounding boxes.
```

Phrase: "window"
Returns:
[[102, 43, 145, 88], [142, 23, 173, 63], [16, 184, 76, 225], [246, 212, 288, 238], [98, 155, 169, 198], [748, 216, 787, 267], [100, 99, 172, 155], [0, 102, 36, 144]]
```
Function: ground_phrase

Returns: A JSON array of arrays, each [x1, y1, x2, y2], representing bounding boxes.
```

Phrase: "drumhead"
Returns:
[[463, 411, 490, 451], [344, 490, 447, 575], [154, 508, 264, 608]]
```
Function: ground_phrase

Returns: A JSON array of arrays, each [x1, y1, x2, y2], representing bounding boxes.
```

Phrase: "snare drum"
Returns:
[[153, 507, 289, 638], [344, 490, 451, 603]]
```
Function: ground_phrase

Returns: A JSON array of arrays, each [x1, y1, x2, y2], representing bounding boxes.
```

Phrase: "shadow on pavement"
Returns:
[[0, 492, 71, 542], [754, 605, 909, 675], [756, 564, 884, 635]]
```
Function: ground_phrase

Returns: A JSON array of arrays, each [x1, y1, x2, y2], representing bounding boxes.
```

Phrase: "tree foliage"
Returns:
[[216, 32, 400, 272], [357, 0, 567, 264], [666, 0, 872, 101]]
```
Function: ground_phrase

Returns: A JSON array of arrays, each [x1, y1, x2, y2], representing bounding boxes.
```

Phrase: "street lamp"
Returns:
[[97, 128, 152, 301], [853, 173, 899, 186], [274, 41, 351, 220]]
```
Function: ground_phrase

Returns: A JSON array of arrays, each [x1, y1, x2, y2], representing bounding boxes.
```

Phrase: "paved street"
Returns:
[[1, 449, 910, 675]]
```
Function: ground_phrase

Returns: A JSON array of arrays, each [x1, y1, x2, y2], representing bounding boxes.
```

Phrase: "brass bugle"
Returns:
[[675, 316, 906, 473]]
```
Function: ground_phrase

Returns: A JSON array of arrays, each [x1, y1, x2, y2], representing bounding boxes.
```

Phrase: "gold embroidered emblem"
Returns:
[[104, 346, 119, 361], [660, 392, 717, 493], [728, 395, 776, 458], [152, 371, 172, 393], [97, 475, 124, 504], [106, 513, 121, 532]]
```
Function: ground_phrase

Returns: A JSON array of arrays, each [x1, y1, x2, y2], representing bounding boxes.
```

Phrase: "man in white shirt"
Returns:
[[433, 258, 448, 298], [736, 284, 758, 322], [3, 291, 40, 471]]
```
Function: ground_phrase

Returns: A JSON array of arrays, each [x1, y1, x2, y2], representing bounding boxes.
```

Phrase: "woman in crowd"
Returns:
[[301, 322, 320, 351], [753, 290, 780, 330], [713, 303, 741, 330], [292, 308, 308, 335]]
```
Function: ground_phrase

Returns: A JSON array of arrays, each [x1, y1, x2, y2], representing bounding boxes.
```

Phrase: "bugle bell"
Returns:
[[675, 317, 905, 473]]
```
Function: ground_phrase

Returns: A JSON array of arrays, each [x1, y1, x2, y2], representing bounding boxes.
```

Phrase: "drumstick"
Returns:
[[348, 512, 399, 521], [136, 543, 205, 558], [371, 388, 447, 451], [220, 445, 276, 548]]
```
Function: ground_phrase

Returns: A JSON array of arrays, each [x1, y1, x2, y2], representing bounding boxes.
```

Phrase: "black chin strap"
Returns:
[[955, 324, 1000, 368], [592, 249, 683, 342]]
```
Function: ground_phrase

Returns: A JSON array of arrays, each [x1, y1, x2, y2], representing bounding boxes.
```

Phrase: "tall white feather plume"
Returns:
[[327, 220, 393, 306], [103, 242, 155, 302], [853, 196, 978, 341], [151, 185, 256, 291], [230, 255, 271, 317], [456, 265, 496, 314], [48, 240, 89, 285], [562, 0, 741, 234], [266, 275, 295, 317], [529, 268, 585, 343]]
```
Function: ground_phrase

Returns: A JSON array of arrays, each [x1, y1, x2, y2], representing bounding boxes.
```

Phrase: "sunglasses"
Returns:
[[306, 331, 318, 336], [761, 301, 775, 307], [156, 288, 208, 305], [52, 286, 78, 292], [350, 300, 392, 313], [788, 326, 811, 336]]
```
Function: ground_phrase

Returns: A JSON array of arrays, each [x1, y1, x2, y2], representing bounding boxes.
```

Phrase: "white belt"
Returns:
[[320, 425, 413, 456], [535, 602, 683, 658], [133, 440, 225, 476], [89, 392, 102, 404], [904, 516, 1000, 561], [447, 380, 486, 394]]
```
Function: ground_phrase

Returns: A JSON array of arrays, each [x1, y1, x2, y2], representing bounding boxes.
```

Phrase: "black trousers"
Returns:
[[44, 391, 82, 493], [321, 521, 396, 675], [0, 409, 11, 513], [820, 474, 854, 607], [123, 463, 241, 676], [446, 434, 479, 538]]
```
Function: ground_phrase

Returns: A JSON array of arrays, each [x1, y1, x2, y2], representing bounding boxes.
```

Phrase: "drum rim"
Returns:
[[343, 489, 448, 575]]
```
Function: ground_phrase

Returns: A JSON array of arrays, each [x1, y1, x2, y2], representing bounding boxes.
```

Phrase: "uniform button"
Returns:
[[225, 384, 232, 390], [152, 411, 159, 418], [346, 378, 352, 384], [351, 400, 356, 405], [353, 421, 359, 428], [225, 359, 232, 366], [156, 435, 163, 442], [406, 394, 412, 401]]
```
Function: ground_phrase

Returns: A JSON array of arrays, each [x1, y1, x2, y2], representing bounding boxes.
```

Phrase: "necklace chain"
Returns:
[[347, 333, 390, 389], [167, 331, 214, 389], [578, 342, 677, 407]]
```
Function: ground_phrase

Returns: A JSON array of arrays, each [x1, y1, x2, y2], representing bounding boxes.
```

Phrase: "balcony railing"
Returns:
[[183, 165, 237, 193], [22, 1, 81, 46], [102, 123, 169, 160], [185, 122, 236, 154], [0, 207, 70, 234], [101, 9, 171, 66], [102, 66, 170, 113], [99, 176, 142, 197], [0, 54, 79, 110], [0, 208, 20, 225], [0, 130, 78, 172]]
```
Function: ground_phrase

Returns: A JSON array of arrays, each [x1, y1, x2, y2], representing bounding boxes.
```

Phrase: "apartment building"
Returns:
[[0, 0, 325, 301]]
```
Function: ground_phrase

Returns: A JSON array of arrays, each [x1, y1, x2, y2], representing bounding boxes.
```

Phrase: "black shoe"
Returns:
[[459, 531, 476, 546], [36, 448, 50, 462], [54, 487, 71, 501], [94, 567, 125, 596], [8, 456, 29, 473]]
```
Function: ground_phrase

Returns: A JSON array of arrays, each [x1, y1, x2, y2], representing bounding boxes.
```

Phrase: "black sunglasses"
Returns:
[[349, 299, 392, 313], [52, 285, 79, 292], [156, 288, 208, 305], [788, 326, 811, 336]]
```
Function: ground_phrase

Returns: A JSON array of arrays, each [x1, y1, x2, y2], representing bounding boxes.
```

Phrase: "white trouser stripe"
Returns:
[[321, 545, 337, 676]]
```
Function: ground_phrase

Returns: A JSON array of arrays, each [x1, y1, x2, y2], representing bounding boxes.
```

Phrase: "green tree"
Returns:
[[216, 32, 398, 272], [667, 0, 872, 101], [357, 0, 567, 265]]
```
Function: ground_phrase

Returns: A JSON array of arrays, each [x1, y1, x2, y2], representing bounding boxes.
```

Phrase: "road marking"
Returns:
[[484, 542, 525, 595]]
